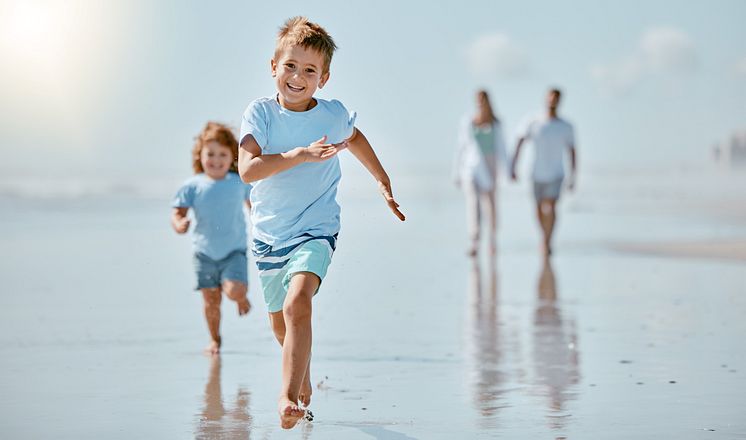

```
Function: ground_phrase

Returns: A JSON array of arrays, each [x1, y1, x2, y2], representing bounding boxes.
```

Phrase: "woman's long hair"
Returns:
[[475, 90, 499, 125]]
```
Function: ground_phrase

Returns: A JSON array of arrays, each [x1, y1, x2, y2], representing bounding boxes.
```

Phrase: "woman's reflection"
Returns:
[[467, 255, 505, 427]]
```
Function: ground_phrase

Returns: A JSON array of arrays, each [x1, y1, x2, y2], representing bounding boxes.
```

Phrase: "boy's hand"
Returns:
[[378, 179, 405, 221], [297, 136, 347, 163], [174, 217, 190, 234]]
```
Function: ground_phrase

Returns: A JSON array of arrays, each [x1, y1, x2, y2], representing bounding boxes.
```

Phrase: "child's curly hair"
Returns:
[[191, 122, 239, 174]]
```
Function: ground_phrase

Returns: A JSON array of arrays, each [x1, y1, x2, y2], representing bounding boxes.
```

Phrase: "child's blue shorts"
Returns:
[[193, 249, 248, 290], [253, 236, 336, 313]]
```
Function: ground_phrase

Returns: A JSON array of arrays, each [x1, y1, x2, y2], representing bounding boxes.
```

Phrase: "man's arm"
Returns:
[[567, 145, 577, 190], [238, 134, 341, 183], [171, 207, 190, 234], [346, 128, 405, 221], [510, 137, 526, 181]]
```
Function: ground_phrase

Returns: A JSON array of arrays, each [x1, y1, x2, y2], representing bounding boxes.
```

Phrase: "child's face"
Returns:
[[200, 141, 233, 179], [271, 45, 329, 112]]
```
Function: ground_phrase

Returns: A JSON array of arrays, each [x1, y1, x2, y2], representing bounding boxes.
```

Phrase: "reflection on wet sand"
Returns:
[[531, 257, 580, 431], [466, 255, 506, 428], [195, 356, 253, 440]]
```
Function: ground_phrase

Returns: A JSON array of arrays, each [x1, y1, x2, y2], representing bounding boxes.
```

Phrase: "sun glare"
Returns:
[[1, 1, 69, 75]]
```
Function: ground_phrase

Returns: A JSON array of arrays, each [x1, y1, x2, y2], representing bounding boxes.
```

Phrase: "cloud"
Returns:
[[736, 57, 746, 76], [591, 26, 697, 96], [640, 27, 697, 73], [466, 32, 529, 80], [590, 55, 645, 96]]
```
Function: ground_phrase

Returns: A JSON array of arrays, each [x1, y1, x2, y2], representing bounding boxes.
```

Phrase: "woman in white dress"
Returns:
[[453, 90, 509, 257]]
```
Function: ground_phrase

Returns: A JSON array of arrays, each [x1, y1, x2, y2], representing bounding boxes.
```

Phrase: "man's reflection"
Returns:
[[531, 257, 580, 431], [195, 356, 253, 440], [467, 255, 504, 427]]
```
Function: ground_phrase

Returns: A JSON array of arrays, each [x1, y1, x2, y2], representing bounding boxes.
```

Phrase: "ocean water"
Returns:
[[1, 169, 745, 439]]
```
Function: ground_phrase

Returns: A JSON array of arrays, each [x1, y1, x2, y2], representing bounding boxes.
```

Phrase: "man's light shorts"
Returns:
[[533, 178, 563, 202], [253, 236, 336, 313]]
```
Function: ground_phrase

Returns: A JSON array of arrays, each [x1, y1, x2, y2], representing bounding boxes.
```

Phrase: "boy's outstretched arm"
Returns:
[[346, 129, 405, 221], [239, 134, 341, 183], [171, 207, 190, 234]]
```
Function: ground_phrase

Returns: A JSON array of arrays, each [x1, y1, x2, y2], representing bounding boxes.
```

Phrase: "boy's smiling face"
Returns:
[[271, 45, 329, 112]]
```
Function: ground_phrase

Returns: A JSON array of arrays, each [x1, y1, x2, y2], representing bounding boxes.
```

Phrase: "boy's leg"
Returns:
[[201, 288, 222, 355], [278, 271, 319, 429], [223, 280, 251, 315], [269, 311, 313, 408], [221, 252, 250, 315]]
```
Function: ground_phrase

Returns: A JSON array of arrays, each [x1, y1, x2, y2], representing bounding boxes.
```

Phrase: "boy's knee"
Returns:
[[283, 293, 312, 322], [223, 281, 248, 300]]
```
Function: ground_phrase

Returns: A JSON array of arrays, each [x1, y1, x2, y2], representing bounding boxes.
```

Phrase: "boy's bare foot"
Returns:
[[278, 398, 305, 429], [299, 371, 312, 407], [236, 297, 251, 316], [204, 338, 221, 355]]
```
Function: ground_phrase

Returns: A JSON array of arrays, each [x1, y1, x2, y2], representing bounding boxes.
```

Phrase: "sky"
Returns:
[[0, 0, 744, 190]]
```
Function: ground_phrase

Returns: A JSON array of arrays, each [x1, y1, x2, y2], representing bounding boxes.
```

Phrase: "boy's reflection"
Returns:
[[195, 356, 253, 440], [531, 257, 580, 431]]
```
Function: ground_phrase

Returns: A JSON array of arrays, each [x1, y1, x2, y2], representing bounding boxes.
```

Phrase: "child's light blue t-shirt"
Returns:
[[239, 96, 356, 249], [172, 172, 252, 260]]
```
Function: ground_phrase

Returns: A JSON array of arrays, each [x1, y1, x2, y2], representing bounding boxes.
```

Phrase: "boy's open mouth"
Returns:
[[286, 83, 305, 92]]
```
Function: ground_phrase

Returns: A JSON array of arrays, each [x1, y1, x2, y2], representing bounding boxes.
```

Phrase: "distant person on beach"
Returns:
[[237, 17, 405, 429], [511, 88, 577, 255], [171, 122, 253, 355], [454, 90, 509, 256]]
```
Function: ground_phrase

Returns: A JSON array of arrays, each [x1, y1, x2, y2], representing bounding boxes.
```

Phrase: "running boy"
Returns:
[[237, 17, 405, 429], [172, 122, 253, 355]]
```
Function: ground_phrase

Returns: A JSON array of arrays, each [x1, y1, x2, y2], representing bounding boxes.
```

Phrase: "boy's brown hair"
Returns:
[[275, 16, 337, 72], [191, 122, 239, 174]]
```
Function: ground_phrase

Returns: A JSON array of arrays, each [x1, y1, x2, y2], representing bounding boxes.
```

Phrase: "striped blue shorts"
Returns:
[[252, 235, 337, 313]]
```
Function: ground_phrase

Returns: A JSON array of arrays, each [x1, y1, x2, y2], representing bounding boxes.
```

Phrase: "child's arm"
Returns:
[[171, 207, 190, 234], [238, 135, 343, 183], [346, 128, 405, 221]]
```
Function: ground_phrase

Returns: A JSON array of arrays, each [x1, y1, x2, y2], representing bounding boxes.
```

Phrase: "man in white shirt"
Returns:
[[511, 88, 577, 256]]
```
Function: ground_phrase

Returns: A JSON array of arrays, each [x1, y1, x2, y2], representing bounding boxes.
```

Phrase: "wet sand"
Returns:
[[613, 239, 746, 261], [1, 171, 745, 439]]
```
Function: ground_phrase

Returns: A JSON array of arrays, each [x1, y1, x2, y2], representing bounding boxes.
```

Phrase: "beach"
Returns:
[[1, 169, 745, 439]]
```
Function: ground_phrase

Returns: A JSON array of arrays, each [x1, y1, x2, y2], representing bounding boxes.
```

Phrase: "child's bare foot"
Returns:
[[278, 398, 305, 429], [236, 297, 251, 316], [204, 338, 221, 355], [299, 371, 312, 407]]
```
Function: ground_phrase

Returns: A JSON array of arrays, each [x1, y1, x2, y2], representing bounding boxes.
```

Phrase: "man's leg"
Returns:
[[278, 272, 318, 429], [536, 199, 557, 255], [544, 199, 557, 253], [201, 288, 222, 355]]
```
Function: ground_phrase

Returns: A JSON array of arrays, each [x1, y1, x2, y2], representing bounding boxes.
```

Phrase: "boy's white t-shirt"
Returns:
[[239, 96, 356, 249], [521, 115, 575, 183]]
